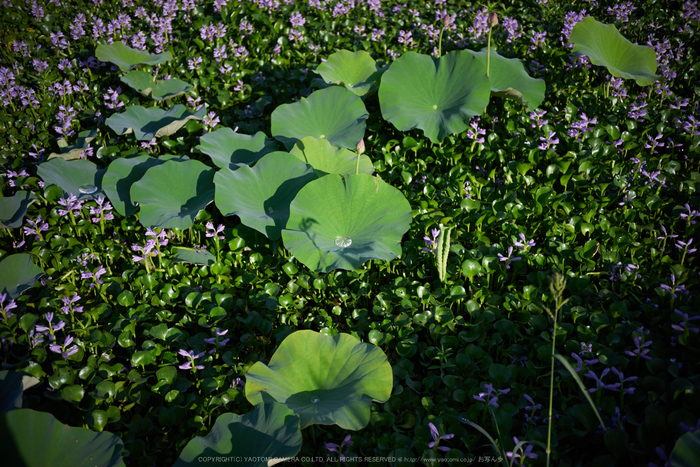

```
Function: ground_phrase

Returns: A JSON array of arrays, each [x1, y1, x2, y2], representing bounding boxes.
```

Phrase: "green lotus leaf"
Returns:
[[119, 70, 155, 95], [174, 402, 301, 467], [314, 49, 383, 97], [271, 86, 368, 150], [245, 330, 392, 430], [290, 136, 373, 177], [102, 154, 187, 217], [105, 104, 207, 141], [120, 71, 193, 100], [131, 159, 215, 229], [196, 127, 279, 169], [0, 371, 40, 414], [95, 41, 173, 72], [379, 50, 491, 144], [670, 431, 700, 467], [37, 158, 106, 200], [569, 16, 659, 86], [468, 48, 545, 109], [48, 129, 97, 161], [0, 192, 37, 229], [214, 152, 317, 241], [0, 254, 44, 299], [282, 174, 411, 273], [0, 409, 125, 467], [172, 246, 216, 265]]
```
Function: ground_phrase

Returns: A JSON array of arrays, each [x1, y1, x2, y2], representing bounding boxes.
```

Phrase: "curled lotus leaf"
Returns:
[[196, 127, 279, 169], [174, 402, 302, 467], [106, 104, 207, 141], [120, 71, 193, 100], [271, 86, 368, 150], [245, 330, 392, 430], [0, 370, 40, 414], [290, 136, 373, 177], [0, 191, 37, 229], [379, 50, 491, 144], [314, 49, 384, 97], [0, 254, 44, 299], [569, 16, 659, 86], [95, 41, 173, 73], [48, 129, 97, 161], [37, 158, 106, 200]]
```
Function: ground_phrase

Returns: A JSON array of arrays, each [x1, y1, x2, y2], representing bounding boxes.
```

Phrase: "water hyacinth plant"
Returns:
[[0, 0, 699, 465]]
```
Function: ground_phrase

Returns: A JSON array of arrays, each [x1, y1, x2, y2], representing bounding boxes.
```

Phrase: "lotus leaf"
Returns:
[[314, 49, 383, 97], [48, 129, 97, 161], [0, 371, 40, 414], [37, 158, 106, 200], [0, 192, 37, 228], [174, 402, 302, 467], [102, 154, 187, 217], [271, 86, 368, 150], [130, 159, 215, 229], [569, 16, 659, 86], [379, 50, 491, 144], [196, 127, 279, 169], [214, 152, 317, 240], [172, 246, 216, 265], [95, 41, 173, 72], [282, 174, 411, 273], [245, 330, 392, 430], [105, 104, 207, 141], [468, 48, 546, 109], [0, 254, 44, 299], [670, 431, 700, 467], [290, 136, 373, 177], [120, 70, 193, 100], [0, 409, 125, 467]]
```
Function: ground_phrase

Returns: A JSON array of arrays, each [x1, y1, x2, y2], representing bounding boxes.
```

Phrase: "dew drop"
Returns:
[[310, 395, 320, 403], [267, 206, 274, 214], [334, 236, 352, 248], [432, 104, 438, 110], [319, 134, 325, 139], [78, 184, 98, 194]]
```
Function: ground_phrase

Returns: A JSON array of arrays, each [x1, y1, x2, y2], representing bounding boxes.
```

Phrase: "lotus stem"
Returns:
[[486, 13, 498, 77], [546, 273, 569, 467]]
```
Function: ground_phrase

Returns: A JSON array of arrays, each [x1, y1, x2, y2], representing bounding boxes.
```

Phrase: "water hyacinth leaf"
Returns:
[[0, 191, 37, 228], [37, 158, 106, 200], [214, 152, 317, 240], [131, 159, 215, 229], [102, 154, 187, 217], [172, 246, 216, 265], [379, 50, 491, 144], [196, 127, 278, 169], [245, 330, 392, 430], [106, 104, 207, 141], [0, 254, 44, 299], [468, 48, 546, 109], [290, 136, 373, 177], [120, 71, 193, 100], [48, 129, 97, 161], [95, 41, 173, 72], [314, 49, 383, 97], [0, 371, 40, 414], [569, 16, 659, 86], [670, 431, 700, 467], [174, 402, 301, 467], [0, 409, 126, 467], [282, 174, 411, 273], [271, 86, 368, 150]]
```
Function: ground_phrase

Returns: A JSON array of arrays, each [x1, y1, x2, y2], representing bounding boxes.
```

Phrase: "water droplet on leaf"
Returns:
[[78, 185, 98, 194], [334, 236, 352, 248], [310, 395, 320, 403]]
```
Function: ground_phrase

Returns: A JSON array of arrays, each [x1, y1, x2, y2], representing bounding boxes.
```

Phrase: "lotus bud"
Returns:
[[356, 138, 365, 155], [442, 14, 452, 28], [488, 12, 499, 28]]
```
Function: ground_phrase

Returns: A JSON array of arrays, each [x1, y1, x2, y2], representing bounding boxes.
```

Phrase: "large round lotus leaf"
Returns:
[[282, 174, 411, 273], [468, 48, 546, 109], [174, 402, 301, 467], [214, 152, 317, 241], [37, 158, 106, 200], [271, 86, 368, 150], [120, 71, 193, 100], [196, 127, 279, 169], [102, 154, 187, 217], [48, 129, 97, 161], [131, 159, 215, 229], [379, 50, 491, 144], [0, 409, 125, 467], [95, 41, 173, 72], [0, 254, 44, 299], [290, 136, 373, 177], [569, 16, 659, 86], [106, 104, 207, 141], [670, 431, 700, 467], [0, 192, 37, 228], [314, 49, 383, 97], [245, 330, 392, 430], [0, 371, 40, 414]]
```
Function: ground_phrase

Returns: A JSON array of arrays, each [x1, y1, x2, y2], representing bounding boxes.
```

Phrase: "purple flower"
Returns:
[[290, 11, 306, 27], [529, 109, 548, 129], [49, 335, 79, 359], [422, 228, 440, 253], [610, 367, 637, 394], [680, 204, 699, 225], [203, 111, 220, 129], [428, 422, 453, 452], [513, 233, 536, 250], [23, 215, 49, 240], [584, 368, 620, 392], [89, 196, 114, 223], [538, 129, 559, 150], [231, 377, 244, 391], [0, 293, 18, 321], [324, 434, 353, 460], [624, 336, 652, 360], [672, 309, 700, 334], [60, 293, 83, 314], [178, 348, 205, 370], [205, 222, 225, 240], [497, 246, 522, 269], [57, 194, 83, 217], [473, 383, 509, 408], [506, 437, 538, 460], [467, 118, 486, 145]]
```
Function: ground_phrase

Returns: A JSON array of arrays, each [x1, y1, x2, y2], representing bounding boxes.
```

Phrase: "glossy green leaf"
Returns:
[[569, 16, 659, 86], [37, 158, 106, 200], [245, 330, 393, 429], [214, 152, 317, 241], [106, 104, 206, 141], [0, 192, 37, 229], [461, 259, 482, 280], [196, 127, 278, 169], [670, 431, 700, 467], [271, 86, 368, 150], [290, 136, 373, 177], [0, 254, 44, 299], [130, 159, 215, 229], [172, 246, 216, 265], [174, 402, 301, 467], [96, 41, 173, 72], [314, 49, 383, 97], [379, 50, 490, 144]]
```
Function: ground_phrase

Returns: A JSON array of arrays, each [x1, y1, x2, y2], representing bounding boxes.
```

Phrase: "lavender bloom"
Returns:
[[584, 368, 620, 392], [0, 293, 18, 321], [513, 233, 535, 250], [473, 383, 510, 407], [204, 111, 220, 129], [506, 437, 538, 461], [672, 309, 700, 333], [660, 273, 688, 298], [23, 215, 49, 240], [60, 293, 83, 314], [468, 8, 489, 41], [567, 113, 597, 140], [680, 204, 699, 225], [530, 109, 548, 129], [49, 335, 79, 359], [132, 239, 159, 262], [624, 336, 652, 360], [204, 328, 230, 353], [188, 56, 202, 70], [89, 196, 114, 223], [428, 422, 453, 452], [290, 11, 306, 27], [676, 238, 697, 254], [644, 134, 665, 154], [141, 138, 157, 153], [57, 194, 84, 217], [82, 265, 107, 287], [611, 367, 637, 394], [530, 31, 547, 50], [467, 118, 486, 145], [231, 377, 244, 391], [498, 246, 522, 269], [561, 10, 587, 45], [502, 17, 522, 43], [178, 348, 205, 370], [538, 129, 559, 150], [104, 87, 124, 110], [324, 434, 353, 460], [627, 100, 647, 121], [657, 225, 678, 241], [205, 222, 225, 240], [422, 228, 440, 253]]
